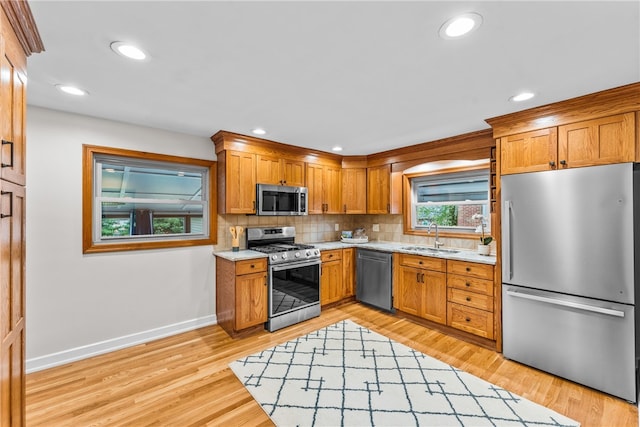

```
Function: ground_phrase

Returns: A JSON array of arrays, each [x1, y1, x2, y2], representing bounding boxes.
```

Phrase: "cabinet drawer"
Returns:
[[448, 288, 494, 311], [321, 249, 342, 262], [236, 258, 267, 275], [398, 254, 446, 272], [447, 303, 494, 339], [447, 274, 494, 296], [447, 260, 494, 280]]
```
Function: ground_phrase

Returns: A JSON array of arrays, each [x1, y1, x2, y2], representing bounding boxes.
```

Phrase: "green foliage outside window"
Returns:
[[153, 217, 186, 234], [416, 205, 458, 226]]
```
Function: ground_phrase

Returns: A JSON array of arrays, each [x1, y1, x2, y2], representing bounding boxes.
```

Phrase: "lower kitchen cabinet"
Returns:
[[321, 249, 343, 305], [395, 254, 447, 324], [342, 248, 356, 297], [446, 260, 495, 339], [216, 257, 268, 336]]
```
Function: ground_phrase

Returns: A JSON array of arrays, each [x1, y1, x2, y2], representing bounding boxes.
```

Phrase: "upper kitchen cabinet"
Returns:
[[341, 163, 367, 214], [307, 162, 341, 214], [218, 150, 256, 214], [367, 164, 390, 214], [487, 83, 640, 175], [256, 154, 305, 187]]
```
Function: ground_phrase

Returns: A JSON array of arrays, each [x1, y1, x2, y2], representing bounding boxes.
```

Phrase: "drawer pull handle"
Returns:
[[465, 317, 471, 322], [418, 261, 423, 265], [1, 191, 12, 218], [466, 267, 471, 272], [465, 297, 471, 301], [465, 282, 470, 287], [1, 140, 14, 168]]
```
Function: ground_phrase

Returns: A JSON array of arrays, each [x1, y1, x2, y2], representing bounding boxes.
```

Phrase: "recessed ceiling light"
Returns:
[[439, 12, 483, 39], [510, 92, 535, 102], [332, 146, 343, 152], [55, 84, 88, 96], [110, 41, 148, 61], [251, 128, 267, 136]]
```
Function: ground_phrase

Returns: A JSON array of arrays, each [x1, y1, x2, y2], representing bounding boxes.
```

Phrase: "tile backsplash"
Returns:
[[214, 214, 493, 254]]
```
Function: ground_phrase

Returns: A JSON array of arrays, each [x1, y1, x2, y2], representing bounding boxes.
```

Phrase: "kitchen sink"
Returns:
[[400, 246, 460, 254]]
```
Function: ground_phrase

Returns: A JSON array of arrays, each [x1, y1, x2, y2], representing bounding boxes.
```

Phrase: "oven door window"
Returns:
[[270, 262, 320, 316]]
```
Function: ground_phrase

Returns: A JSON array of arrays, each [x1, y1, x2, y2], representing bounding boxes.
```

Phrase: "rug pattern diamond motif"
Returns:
[[230, 320, 580, 426]]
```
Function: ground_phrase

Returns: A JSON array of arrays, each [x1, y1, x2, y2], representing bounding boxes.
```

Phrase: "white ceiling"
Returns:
[[26, 1, 640, 156]]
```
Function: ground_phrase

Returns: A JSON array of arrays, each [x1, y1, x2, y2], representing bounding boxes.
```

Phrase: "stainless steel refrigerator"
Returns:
[[501, 162, 638, 403]]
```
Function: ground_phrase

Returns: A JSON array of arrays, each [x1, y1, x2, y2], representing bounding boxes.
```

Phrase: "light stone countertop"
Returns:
[[214, 240, 496, 265]]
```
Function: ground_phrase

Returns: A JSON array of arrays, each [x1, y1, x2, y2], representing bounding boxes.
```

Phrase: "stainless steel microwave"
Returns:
[[256, 184, 308, 216]]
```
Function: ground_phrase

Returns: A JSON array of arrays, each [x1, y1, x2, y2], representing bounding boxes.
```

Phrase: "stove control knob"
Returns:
[[314, 250, 320, 256], [271, 255, 278, 261], [295, 252, 301, 258], [281, 253, 288, 260], [305, 250, 311, 257]]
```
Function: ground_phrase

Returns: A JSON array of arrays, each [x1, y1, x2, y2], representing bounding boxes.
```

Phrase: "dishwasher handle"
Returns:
[[506, 289, 625, 318]]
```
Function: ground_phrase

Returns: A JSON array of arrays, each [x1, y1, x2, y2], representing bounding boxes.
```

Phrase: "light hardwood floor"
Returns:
[[26, 303, 638, 426]]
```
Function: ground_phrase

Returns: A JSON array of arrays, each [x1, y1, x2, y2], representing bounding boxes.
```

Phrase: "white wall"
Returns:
[[25, 107, 217, 371]]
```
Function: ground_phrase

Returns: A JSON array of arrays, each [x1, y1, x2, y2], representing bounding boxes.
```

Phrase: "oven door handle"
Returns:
[[270, 260, 321, 272]]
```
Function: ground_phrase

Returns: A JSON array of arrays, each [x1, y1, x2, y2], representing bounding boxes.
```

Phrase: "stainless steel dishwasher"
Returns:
[[356, 249, 393, 311]]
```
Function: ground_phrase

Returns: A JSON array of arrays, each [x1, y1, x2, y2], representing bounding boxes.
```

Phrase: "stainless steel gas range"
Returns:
[[246, 226, 321, 332]]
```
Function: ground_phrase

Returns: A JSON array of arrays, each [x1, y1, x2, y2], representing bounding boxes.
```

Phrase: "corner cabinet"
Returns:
[[341, 168, 367, 214], [0, 2, 43, 425], [215, 257, 268, 336]]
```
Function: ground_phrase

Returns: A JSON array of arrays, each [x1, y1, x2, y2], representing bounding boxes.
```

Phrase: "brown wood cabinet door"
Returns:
[[558, 112, 635, 169], [256, 155, 281, 185], [321, 260, 342, 305], [367, 165, 390, 213], [323, 166, 342, 214], [342, 248, 356, 297], [235, 272, 267, 330], [226, 151, 256, 214], [282, 159, 305, 187], [0, 181, 25, 426], [306, 163, 325, 214], [422, 270, 446, 325], [397, 265, 422, 317], [341, 168, 367, 214], [500, 128, 558, 175], [0, 34, 26, 186]]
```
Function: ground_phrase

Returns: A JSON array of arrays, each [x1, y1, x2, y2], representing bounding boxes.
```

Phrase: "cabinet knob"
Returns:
[[549, 161, 555, 167], [418, 261, 423, 265], [466, 297, 471, 301], [250, 264, 255, 269], [560, 160, 567, 166], [465, 317, 471, 322], [465, 267, 471, 272], [465, 282, 471, 287]]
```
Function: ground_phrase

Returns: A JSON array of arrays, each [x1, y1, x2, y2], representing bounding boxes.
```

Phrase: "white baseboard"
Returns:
[[26, 314, 217, 373]]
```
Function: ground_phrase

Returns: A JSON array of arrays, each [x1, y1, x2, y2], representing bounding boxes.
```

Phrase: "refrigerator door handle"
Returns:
[[503, 200, 512, 280], [506, 289, 625, 318]]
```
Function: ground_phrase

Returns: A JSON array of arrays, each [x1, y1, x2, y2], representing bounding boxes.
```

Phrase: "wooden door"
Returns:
[[500, 128, 558, 175], [367, 165, 390, 213], [341, 168, 366, 214], [323, 165, 342, 214], [0, 31, 26, 186], [558, 112, 635, 169], [226, 151, 256, 214], [397, 265, 422, 317], [421, 270, 446, 324], [306, 163, 325, 214], [0, 181, 25, 426], [256, 154, 281, 185], [342, 248, 356, 297], [235, 271, 267, 330], [282, 159, 305, 187], [321, 260, 342, 305]]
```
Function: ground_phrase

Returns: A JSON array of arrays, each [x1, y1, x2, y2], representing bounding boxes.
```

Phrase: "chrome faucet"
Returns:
[[428, 222, 444, 248]]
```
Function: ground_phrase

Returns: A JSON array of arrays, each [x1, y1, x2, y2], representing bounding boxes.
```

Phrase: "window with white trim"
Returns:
[[83, 145, 216, 253], [410, 169, 490, 233]]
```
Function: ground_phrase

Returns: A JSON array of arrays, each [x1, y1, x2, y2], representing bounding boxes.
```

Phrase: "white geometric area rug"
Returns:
[[229, 320, 580, 427]]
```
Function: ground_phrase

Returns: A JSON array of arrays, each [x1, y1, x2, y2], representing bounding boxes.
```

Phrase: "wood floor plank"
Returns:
[[26, 303, 637, 426]]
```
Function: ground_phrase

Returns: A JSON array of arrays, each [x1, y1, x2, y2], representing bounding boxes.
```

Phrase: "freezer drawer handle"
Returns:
[[506, 289, 625, 318]]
